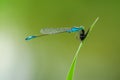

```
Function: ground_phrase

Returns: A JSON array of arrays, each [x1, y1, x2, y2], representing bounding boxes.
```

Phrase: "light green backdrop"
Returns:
[[0, 0, 120, 80]]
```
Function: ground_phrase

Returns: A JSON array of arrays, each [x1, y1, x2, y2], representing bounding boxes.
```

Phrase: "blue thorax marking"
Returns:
[[66, 26, 84, 33]]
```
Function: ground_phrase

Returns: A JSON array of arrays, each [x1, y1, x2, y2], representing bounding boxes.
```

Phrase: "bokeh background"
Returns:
[[0, 0, 120, 80]]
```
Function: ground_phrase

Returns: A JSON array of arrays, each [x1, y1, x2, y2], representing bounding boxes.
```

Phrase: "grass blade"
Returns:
[[66, 17, 99, 80]]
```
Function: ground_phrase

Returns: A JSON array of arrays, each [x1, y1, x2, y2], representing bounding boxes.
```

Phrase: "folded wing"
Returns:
[[40, 27, 71, 34]]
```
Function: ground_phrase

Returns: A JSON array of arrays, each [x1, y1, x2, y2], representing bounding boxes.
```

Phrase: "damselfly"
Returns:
[[25, 26, 89, 41]]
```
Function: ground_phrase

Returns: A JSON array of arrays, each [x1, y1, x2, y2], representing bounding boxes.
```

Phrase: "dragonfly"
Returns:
[[25, 26, 89, 41]]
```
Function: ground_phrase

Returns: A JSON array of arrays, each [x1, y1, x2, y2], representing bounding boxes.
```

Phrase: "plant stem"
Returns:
[[66, 17, 99, 80]]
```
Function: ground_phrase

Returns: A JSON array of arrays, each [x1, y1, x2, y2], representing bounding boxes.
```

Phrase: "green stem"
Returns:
[[66, 17, 99, 80]]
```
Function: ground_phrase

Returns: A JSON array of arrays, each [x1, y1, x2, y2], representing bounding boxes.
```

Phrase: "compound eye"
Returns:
[[80, 29, 86, 41], [80, 27, 90, 41]]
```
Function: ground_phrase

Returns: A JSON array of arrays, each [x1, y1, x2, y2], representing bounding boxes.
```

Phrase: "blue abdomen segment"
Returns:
[[25, 36, 37, 41], [66, 26, 84, 33]]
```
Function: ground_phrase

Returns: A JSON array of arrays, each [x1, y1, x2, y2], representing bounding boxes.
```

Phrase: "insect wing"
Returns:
[[40, 27, 71, 34]]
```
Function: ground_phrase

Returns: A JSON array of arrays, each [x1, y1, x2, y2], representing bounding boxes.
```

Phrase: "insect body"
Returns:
[[25, 26, 88, 41]]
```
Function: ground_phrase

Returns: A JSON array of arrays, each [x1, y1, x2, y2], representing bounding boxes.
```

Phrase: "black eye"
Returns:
[[80, 29, 85, 41], [80, 28, 90, 41]]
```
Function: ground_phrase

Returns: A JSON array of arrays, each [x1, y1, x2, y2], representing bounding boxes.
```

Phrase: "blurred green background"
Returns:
[[0, 0, 120, 80]]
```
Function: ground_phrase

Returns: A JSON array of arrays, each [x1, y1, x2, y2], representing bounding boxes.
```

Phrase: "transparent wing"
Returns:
[[40, 27, 71, 34]]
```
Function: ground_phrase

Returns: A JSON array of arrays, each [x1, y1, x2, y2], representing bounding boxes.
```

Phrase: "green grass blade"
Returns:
[[66, 42, 83, 80], [66, 17, 99, 80]]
